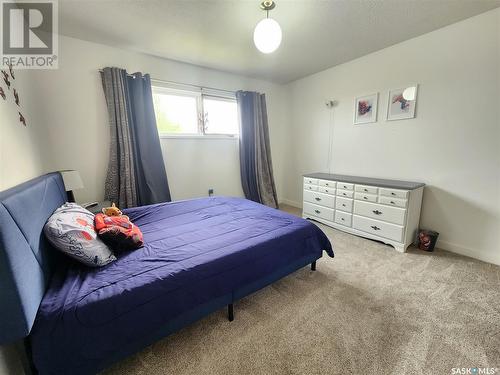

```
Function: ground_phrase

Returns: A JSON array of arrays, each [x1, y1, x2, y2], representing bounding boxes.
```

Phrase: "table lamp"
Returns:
[[60, 170, 84, 203]]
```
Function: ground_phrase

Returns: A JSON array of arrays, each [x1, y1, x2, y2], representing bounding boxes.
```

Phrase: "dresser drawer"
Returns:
[[336, 197, 353, 212], [304, 184, 318, 191], [337, 189, 354, 198], [318, 179, 336, 188], [354, 192, 378, 203], [379, 196, 407, 208], [337, 182, 354, 191], [379, 188, 408, 200], [353, 201, 406, 225], [303, 202, 334, 222], [304, 177, 319, 185], [355, 185, 378, 195], [352, 215, 404, 242], [335, 211, 352, 227], [318, 186, 335, 195], [303, 190, 335, 208]]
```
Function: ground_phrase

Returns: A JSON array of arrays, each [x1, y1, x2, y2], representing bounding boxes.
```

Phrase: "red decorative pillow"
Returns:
[[94, 213, 143, 252]]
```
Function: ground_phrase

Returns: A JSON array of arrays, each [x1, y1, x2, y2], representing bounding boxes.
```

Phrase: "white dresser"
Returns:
[[302, 173, 424, 252]]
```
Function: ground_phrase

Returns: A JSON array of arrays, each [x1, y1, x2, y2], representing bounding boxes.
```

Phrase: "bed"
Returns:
[[0, 173, 333, 374]]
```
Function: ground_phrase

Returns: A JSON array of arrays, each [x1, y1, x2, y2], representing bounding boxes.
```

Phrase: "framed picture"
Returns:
[[354, 93, 378, 124], [387, 85, 418, 121]]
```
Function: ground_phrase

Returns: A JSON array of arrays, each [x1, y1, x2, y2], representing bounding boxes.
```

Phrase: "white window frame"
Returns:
[[152, 83, 238, 139]]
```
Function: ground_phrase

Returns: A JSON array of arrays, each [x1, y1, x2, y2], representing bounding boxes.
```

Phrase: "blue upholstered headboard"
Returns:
[[0, 173, 66, 344]]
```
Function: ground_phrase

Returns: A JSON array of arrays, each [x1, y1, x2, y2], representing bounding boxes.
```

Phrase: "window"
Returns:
[[152, 85, 239, 137], [202, 96, 238, 135], [152, 90, 199, 134]]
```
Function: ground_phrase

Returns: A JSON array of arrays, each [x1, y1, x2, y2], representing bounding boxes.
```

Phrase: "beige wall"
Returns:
[[0, 71, 44, 191], [28, 35, 288, 204], [282, 9, 500, 265]]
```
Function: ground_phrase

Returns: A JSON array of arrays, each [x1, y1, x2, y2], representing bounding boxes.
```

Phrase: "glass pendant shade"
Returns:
[[253, 17, 282, 54]]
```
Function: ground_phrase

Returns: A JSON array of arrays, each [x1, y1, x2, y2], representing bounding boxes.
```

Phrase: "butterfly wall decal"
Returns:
[[8, 64, 15, 80], [13, 88, 19, 106], [1, 70, 11, 89], [0, 86, 5, 100], [19, 112, 26, 126]]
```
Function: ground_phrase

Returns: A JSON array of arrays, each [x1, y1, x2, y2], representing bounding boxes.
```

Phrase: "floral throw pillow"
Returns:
[[44, 203, 116, 267]]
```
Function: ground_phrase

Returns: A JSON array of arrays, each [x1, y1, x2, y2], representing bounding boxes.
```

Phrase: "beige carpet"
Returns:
[[103, 205, 500, 375]]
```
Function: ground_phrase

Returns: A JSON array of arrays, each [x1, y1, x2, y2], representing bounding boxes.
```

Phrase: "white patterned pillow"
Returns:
[[44, 203, 116, 267]]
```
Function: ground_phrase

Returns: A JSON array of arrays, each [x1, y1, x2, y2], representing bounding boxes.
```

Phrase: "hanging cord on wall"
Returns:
[[325, 100, 336, 174]]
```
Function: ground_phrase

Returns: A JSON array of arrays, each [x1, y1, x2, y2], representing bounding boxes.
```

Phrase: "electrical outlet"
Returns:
[[208, 189, 214, 197]]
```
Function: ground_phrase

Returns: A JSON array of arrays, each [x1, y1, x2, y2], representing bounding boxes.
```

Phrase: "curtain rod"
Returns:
[[98, 69, 236, 95]]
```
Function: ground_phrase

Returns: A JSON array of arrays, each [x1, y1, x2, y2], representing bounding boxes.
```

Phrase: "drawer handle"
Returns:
[[391, 192, 396, 196], [315, 197, 321, 201], [343, 193, 347, 196], [371, 225, 381, 231], [341, 218, 345, 221], [363, 196, 368, 200], [325, 183, 329, 186], [343, 185, 347, 189], [314, 209, 321, 214], [325, 190, 329, 193], [390, 201, 395, 204], [364, 188, 368, 192], [342, 204, 346, 207], [372, 210, 382, 215]]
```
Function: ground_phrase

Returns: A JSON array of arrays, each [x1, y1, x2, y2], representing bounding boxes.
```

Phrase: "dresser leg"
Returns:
[[311, 261, 316, 271], [393, 244, 406, 253]]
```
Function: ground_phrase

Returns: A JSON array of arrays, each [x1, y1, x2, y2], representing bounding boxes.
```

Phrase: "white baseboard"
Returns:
[[279, 198, 302, 208], [437, 239, 500, 266]]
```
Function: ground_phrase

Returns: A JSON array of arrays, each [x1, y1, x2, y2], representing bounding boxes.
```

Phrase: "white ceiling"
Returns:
[[58, 0, 500, 83]]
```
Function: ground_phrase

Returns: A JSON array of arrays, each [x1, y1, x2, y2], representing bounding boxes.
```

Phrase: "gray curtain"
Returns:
[[100, 67, 171, 208], [126, 72, 171, 205], [236, 91, 278, 208], [101, 68, 137, 208]]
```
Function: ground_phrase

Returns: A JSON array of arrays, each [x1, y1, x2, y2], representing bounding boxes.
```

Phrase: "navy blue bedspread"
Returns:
[[31, 197, 333, 374]]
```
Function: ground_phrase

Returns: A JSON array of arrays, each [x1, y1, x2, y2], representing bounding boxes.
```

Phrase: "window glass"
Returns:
[[153, 92, 199, 134], [203, 97, 238, 135]]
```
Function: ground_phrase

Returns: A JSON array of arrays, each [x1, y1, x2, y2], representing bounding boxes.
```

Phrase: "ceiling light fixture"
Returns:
[[254, 0, 282, 54]]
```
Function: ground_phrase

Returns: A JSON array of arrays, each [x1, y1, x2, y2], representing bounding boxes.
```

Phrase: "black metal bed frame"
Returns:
[[226, 261, 316, 321]]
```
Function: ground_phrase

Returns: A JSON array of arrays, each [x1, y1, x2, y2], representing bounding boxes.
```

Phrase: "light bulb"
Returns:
[[254, 18, 282, 54]]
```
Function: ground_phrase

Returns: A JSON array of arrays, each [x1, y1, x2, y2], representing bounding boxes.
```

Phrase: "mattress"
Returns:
[[31, 197, 333, 374]]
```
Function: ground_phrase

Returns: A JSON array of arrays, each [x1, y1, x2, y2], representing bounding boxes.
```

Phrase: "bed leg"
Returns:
[[228, 303, 234, 322], [311, 261, 316, 271]]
